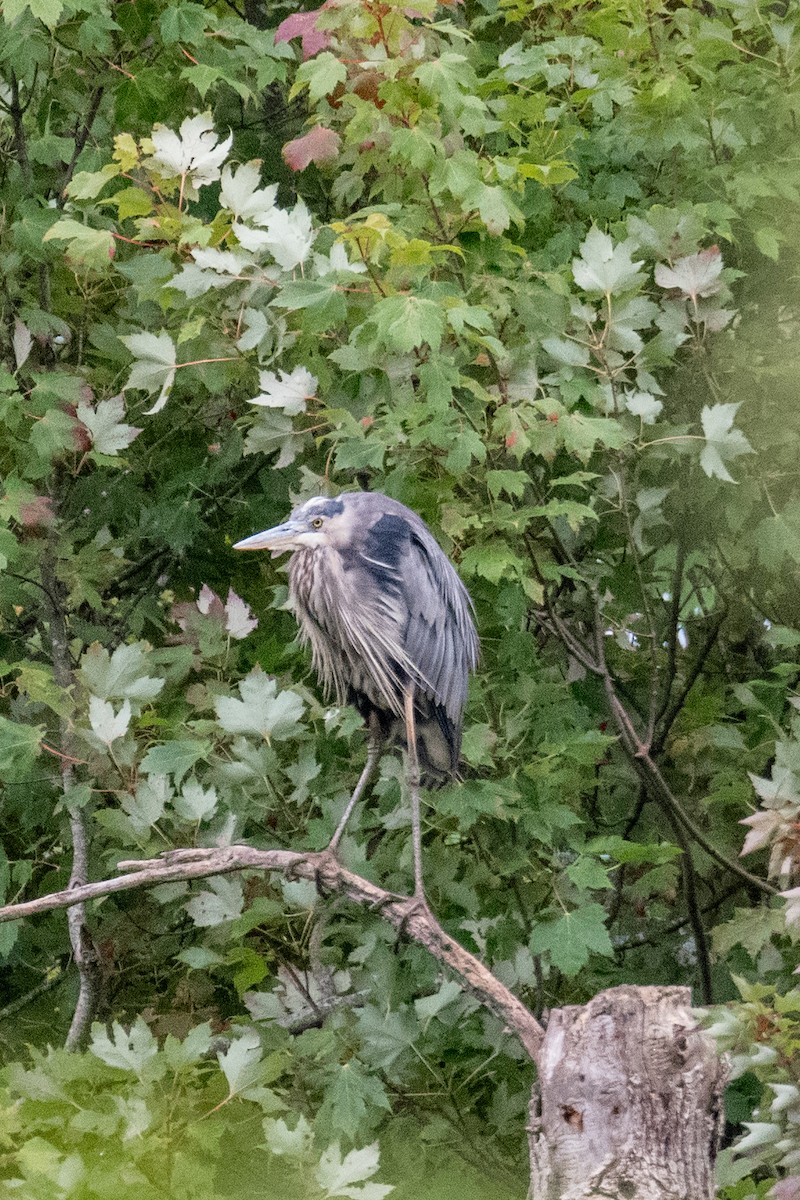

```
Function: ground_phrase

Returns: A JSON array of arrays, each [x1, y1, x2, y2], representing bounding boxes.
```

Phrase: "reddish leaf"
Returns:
[[283, 126, 341, 172], [771, 1180, 800, 1200], [19, 496, 56, 529], [275, 8, 331, 59]]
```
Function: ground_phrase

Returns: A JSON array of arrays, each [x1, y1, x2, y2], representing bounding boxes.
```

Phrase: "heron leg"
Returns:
[[327, 712, 383, 855], [403, 688, 427, 904]]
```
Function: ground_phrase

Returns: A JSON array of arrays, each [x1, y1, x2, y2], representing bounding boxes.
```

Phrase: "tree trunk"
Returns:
[[528, 985, 726, 1200]]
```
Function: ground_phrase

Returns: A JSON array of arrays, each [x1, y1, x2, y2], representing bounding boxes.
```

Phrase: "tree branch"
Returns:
[[61, 86, 105, 196], [0, 846, 545, 1064], [591, 607, 778, 896], [41, 525, 101, 1049], [652, 608, 726, 756]]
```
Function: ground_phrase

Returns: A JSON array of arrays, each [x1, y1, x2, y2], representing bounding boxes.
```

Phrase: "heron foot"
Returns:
[[391, 888, 435, 939], [285, 849, 339, 896]]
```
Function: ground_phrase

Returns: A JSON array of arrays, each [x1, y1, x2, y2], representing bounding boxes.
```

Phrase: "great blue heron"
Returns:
[[234, 491, 479, 902]]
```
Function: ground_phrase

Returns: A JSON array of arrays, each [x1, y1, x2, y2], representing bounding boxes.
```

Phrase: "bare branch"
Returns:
[[653, 541, 686, 733], [585, 595, 777, 898], [41, 526, 101, 1049], [652, 608, 726, 756], [0, 845, 545, 1063], [61, 86, 105, 196]]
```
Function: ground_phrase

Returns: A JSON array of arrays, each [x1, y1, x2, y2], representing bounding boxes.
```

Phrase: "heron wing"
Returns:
[[358, 511, 478, 726]]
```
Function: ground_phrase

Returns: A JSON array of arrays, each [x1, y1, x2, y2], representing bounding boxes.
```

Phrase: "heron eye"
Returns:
[[311, 517, 324, 529]]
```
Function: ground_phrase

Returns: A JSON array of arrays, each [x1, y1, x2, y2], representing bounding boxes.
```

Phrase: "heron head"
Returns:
[[233, 496, 349, 556]]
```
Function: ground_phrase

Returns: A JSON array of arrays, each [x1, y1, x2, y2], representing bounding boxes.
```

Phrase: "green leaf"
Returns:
[[369, 296, 446, 352], [529, 904, 614, 975], [80, 643, 165, 708], [445, 428, 485, 473], [66, 165, 120, 200], [460, 541, 525, 583], [140, 739, 211, 785], [214, 668, 305, 740], [316, 1143, 392, 1199], [160, 1, 209, 44], [76, 394, 142, 456], [541, 336, 590, 367], [30, 407, 78, 463], [318, 1062, 391, 1142], [88, 696, 132, 745], [174, 779, 218, 822], [355, 1005, 419, 1069], [572, 228, 645, 295], [186, 876, 245, 927], [753, 227, 780, 261], [486, 470, 528, 501], [565, 857, 613, 891], [415, 980, 463, 1022], [89, 1018, 158, 1074], [3, 0, 62, 28], [712, 907, 786, 959], [0, 715, 42, 780], [295, 52, 347, 103], [119, 331, 178, 414], [217, 1029, 263, 1095], [121, 776, 170, 829], [42, 219, 114, 269], [700, 403, 754, 483]]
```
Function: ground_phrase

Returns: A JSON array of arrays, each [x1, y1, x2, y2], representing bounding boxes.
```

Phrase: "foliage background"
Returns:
[[0, 0, 799, 1194]]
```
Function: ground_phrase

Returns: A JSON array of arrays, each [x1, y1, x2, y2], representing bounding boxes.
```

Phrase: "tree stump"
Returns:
[[528, 985, 726, 1200]]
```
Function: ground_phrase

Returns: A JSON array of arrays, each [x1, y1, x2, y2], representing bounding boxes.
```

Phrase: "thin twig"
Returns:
[[0, 964, 65, 1024]]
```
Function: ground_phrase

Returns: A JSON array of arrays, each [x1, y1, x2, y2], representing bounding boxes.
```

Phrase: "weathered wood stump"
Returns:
[[528, 985, 726, 1200]]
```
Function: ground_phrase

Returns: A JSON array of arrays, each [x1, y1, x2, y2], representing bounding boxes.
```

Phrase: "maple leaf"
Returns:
[[224, 588, 258, 639], [76, 394, 142, 455], [275, 8, 332, 59], [234, 201, 315, 269], [699, 403, 753, 483], [283, 126, 341, 172], [150, 113, 232, 188], [197, 582, 225, 617], [248, 366, 318, 415], [314, 243, 367, 275], [219, 161, 278, 222], [572, 227, 645, 296], [120, 331, 177, 415], [13, 318, 32, 369], [655, 247, 723, 303], [89, 696, 132, 746]]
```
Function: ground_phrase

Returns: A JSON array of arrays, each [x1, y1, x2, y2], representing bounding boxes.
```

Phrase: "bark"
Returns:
[[528, 985, 726, 1200]]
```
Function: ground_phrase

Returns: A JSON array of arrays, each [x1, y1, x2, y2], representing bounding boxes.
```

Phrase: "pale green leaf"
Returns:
[[214, 668, 305, 740], [217, 1029, 263, 1094], [88, 696, 131, 745], [79, 643, 165, 708], [76, 394, 142, 455], [120, 331, 177, 414], [700, 403, 753, 483], [572, 228, 645, 295], [89, 1018, 158, 1074], [186, 876, 244, 926], [42, 219, 114, 269]]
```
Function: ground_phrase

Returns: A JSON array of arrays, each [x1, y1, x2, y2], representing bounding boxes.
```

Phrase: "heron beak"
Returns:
[[233, 519, 301, 555]]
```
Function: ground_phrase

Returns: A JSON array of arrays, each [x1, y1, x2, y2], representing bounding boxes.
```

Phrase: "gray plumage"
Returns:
[[234, 491, 479, 787]]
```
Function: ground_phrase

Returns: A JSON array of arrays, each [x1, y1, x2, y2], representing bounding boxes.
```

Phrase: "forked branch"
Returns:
[[0, 845, 545, 1063]]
